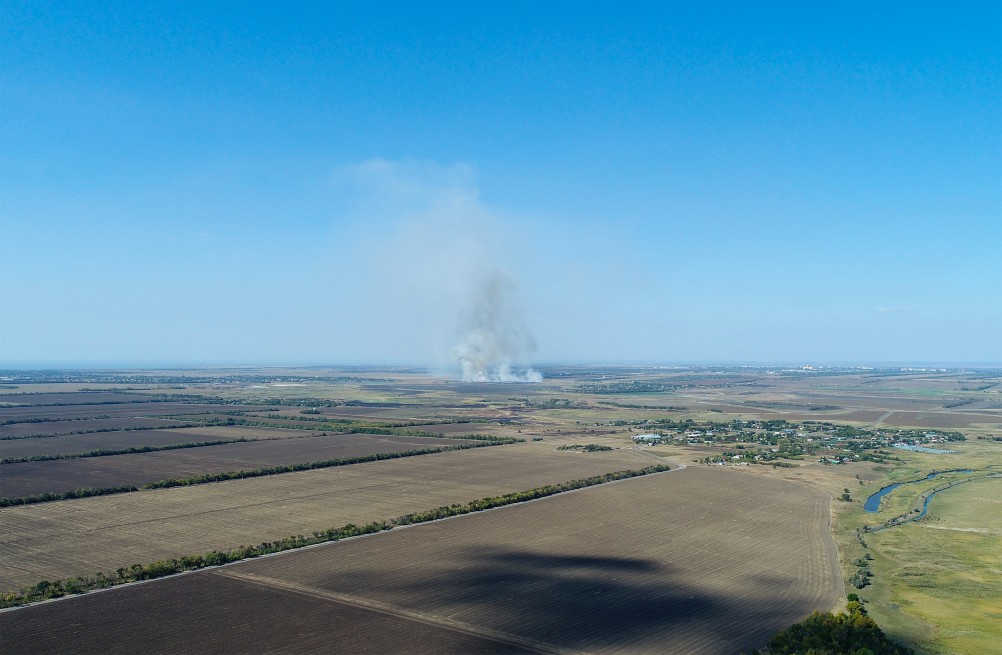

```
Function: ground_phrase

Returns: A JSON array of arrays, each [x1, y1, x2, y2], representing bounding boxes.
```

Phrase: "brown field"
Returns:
[[0, 403, 169, 420], [0, 425, 317, 459], [0, 429, 240, 459], [0, 568, 535, 655], [830, 409, 896, 423], [0, 444, 654, 592], [0, 392, 160, 405], [316, 405, 461, 420], [0, 467, 841, 654], [0, 432, 466, 497], [3, 367, 998, 654], [0, 416, 190, 438], [0, 403, 261, 421], [411, 422, 514, 436], [873, 410, 1002, 429]]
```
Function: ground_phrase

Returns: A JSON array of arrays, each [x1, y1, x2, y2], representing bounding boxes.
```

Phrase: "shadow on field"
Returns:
[[316, 546, 799, 652]]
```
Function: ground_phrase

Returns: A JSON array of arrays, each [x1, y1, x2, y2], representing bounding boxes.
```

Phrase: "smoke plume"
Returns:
[[453, 273, 543, 382]]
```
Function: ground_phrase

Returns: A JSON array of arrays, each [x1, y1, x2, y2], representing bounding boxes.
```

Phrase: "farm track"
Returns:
[[1, 466, 840, 654], [0, 567, 539, 654], [0, 443, 655, 591], [213, 570, 573, 655]]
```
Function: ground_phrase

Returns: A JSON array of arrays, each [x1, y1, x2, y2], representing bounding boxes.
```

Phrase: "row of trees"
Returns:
[[0, 439, 514, 507], [0, 438, 250, 464], [0, 421, 208, 441], [191, 413, 506, 440], [1, 464, 670, 608]]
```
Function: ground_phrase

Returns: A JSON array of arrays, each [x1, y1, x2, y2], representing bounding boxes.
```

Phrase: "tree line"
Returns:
[[0, 464, 671, 608], [0, 421, 212, 441], [0, 438, 251, 464], [0, 438, 516, 507], [756, 595, 912, 654]]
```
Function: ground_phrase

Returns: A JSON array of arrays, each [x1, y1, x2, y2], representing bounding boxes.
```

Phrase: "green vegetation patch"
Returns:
[[555, 443, 613, 452], [760, 601, 912, 654], [865, 478, 1002, 655]]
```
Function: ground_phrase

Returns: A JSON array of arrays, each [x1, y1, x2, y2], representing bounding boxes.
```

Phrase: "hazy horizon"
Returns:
[[3, 359, 1001, 372]]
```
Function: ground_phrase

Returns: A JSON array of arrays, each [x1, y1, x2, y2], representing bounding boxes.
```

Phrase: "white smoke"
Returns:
[[331, 159, 544, 377], [453, 273, 543, 383]]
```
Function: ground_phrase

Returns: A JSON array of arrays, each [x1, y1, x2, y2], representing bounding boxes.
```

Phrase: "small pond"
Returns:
[[892, 443, 958, 454]]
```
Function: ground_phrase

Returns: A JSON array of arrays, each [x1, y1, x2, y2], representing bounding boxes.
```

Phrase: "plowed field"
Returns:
[[0, 570, 535, 654], [0, 392, 160, 405], [0, 444, 654, 591], [0, 403, 261, 421], [0, 433, 464, 497], [0, 417, 187, 438], [0, 426, 314, 459], [0, 467, 840, 654]]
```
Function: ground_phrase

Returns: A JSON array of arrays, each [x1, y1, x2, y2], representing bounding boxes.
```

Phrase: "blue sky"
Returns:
[[2, 2, 1000, 367]]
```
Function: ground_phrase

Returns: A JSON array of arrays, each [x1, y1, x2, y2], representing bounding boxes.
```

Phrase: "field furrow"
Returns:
[[1, 466, 840, 654], [0, 432, 463, 496], [0, 443, 654, 591]]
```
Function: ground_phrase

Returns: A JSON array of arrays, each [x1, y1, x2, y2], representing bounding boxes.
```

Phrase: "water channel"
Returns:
[[863, 469, 973, 513]]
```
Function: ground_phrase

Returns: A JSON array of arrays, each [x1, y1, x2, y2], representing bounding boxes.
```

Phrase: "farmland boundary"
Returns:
[[0, 465, 670, 609], [0, 439, 517, 507]]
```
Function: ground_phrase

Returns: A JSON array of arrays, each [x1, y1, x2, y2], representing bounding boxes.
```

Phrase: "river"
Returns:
[[863, 469, 973, 513]]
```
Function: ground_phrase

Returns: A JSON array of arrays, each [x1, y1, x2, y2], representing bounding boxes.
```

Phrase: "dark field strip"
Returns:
[[1, 466, 668, 608], [0, 434, 489, 500], [0, 422, 212, 441], [0, 439, 252, 464], [0, 465, 839, 655], [0, 573, 534, 655], [185, 414, 501, 439], [0, 426, 315, 458], [215, 467, 839, 655], [239, 412, 493, 431], [0, 417, 193, 438], [0, 392, 162, 405], [0, 403, 263, 421]]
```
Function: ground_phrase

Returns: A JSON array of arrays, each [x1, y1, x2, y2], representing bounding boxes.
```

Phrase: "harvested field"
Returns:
[[0, 430, 237, 459], [0, 444, 654, 591], [0, 569, 534, 655], [875, 410, 1001, 429], [0, 403, 261, 421], [0, 417, 188, 438], [0, 433, 465, 497], [830, 409, 895, 423], [410, 422, 512, 436], [316, 406, 435, 420], [0, 467, 841, 654], [0, 426, 316, 459], [795, 394, 944, 411], [0, 392, 160, 405], [0, 403, 169, 421]]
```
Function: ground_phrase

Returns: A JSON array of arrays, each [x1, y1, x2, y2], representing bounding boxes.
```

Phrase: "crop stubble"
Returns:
[[0, 443, 654, 591], [0, 432, 462, 497], [1, 467, 840, 654], [0, 425, 316, 459], [0, 403, 263, 421]]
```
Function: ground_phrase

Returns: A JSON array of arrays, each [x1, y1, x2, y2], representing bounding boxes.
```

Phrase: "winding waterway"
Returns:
[[863, 469, 973, 513]]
